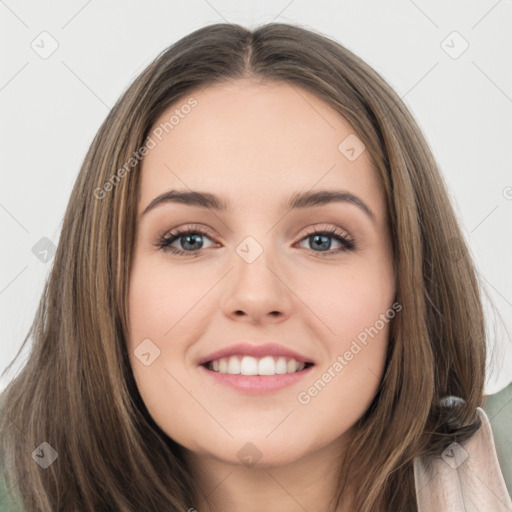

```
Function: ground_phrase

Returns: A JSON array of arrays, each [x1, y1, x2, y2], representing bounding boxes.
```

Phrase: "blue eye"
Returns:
[[157, 225, 355, 257], [157, 227, 215, 256], [298, 226, 355, 253]]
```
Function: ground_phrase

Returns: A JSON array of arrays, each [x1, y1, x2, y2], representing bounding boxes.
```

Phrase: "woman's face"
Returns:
[[127, 79, 395, 467]]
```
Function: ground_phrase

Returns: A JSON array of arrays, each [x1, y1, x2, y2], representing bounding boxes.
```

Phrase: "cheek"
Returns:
[[296, 255, 394, 345], [127, 258, 210, 346], [126, 259, 205, 433], [126, 257, 223, 410], [296, 278, 392, 434], [293, 258, 393, 410]]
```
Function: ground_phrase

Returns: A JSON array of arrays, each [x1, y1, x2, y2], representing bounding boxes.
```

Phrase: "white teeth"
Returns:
[[207, 355, 309, 375], [219, 358, 228, 373], [258, 356, 277, 375], [227, 356, 241, 375], [240, 356, 258, 375], [275, 357, 288, 374]]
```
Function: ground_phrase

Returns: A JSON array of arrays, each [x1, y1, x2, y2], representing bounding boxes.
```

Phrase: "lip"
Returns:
[[198, 364, 314, 394], [197, 342, 315, 366]]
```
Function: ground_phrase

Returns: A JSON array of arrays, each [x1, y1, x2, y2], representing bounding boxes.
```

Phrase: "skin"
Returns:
[[127, 78, 395, 512]]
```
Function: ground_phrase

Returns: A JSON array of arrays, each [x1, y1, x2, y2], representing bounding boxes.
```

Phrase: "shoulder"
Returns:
[[414, 387, 512, 511], [483, 381, 512, 497]]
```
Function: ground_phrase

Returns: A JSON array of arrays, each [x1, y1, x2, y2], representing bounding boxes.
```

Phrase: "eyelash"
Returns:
[[156, 224, 356, 258]]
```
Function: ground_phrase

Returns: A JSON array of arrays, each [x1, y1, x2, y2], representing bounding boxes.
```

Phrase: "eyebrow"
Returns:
[[141, 189, 375, 221]]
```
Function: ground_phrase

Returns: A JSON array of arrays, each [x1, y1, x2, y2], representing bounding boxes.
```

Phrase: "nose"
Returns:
[[220, 241, 294, 324]]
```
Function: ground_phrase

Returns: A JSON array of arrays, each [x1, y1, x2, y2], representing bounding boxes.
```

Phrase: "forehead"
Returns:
[[139, 79, 385, 218]]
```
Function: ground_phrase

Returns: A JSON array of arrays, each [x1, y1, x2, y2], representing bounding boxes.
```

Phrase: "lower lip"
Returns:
[[199, 364, 314, 394]]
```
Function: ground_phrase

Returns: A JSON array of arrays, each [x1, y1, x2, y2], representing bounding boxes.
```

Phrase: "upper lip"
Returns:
[[197, 342, 316, 366]]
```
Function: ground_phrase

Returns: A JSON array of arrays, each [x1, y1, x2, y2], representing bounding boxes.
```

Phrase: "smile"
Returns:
[[204, 355, 314, 375], [200, 357, 314, 394]]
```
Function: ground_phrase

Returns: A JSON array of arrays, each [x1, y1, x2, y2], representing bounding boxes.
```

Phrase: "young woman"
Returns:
[[1, 22, 510, 512]]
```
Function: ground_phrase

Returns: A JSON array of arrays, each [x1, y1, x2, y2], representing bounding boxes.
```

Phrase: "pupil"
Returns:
[[183, 234, 203, 250], [312, 234, 330, 251]]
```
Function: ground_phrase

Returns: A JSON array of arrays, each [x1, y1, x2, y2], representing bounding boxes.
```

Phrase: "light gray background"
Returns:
[[1, 0, 511, 394]]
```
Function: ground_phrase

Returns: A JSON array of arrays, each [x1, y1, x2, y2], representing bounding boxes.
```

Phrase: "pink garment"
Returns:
[[414, 407, 512, 511]]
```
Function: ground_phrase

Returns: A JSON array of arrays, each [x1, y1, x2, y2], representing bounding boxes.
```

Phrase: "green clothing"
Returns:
[[0, 464, 24, 512], [1, 382, 511, 510]]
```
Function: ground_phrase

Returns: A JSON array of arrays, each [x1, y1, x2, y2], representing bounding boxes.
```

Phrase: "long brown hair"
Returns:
[[0, 22, 486, 511]]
